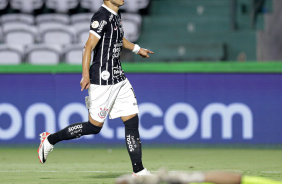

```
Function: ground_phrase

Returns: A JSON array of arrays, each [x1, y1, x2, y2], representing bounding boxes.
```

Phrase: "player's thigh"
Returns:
[[120, 114, 137, 122], [109, 79, 139, 119], [86, 83, 122, 123]]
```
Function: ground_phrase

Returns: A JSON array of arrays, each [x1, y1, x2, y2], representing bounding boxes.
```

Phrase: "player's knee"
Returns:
[[124, 115, 139, 130], [88, 114, 104, 127]]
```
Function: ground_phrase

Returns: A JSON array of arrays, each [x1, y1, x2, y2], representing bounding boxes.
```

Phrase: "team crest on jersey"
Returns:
[[91, 21, 99, 29], [98, 108, 109, 119]]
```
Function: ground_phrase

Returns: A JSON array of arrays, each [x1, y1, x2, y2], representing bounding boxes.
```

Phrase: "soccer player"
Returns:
[[37, 0, 153, 177], [115, 169, 282, 184]]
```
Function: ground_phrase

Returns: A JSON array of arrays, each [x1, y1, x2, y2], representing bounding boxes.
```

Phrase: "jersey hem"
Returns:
[[90, 77, 127, 85]]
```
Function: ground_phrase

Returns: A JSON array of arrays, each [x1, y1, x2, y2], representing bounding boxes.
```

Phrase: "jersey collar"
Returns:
[[102, 4, 118, 16]]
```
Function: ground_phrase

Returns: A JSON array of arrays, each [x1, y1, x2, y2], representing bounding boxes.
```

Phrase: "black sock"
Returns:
[[133, 162, 144, 173], [47, 121, 102, 145], [47, 133, 60, 145], [124, 115, 144, 173]]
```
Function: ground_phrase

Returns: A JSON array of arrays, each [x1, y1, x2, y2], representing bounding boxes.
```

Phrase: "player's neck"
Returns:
[[104, 2, 119, 13]]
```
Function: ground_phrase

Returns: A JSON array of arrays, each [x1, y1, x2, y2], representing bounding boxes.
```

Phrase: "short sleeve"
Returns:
[[89, 13, 108, 39]]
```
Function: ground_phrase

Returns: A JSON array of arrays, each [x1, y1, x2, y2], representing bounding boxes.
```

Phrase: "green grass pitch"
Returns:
[[0, 147, 281, 184]]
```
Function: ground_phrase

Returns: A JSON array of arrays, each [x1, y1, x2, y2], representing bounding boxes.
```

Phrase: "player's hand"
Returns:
[[138, 48, 154, 58], [80, 76, 90, 91]]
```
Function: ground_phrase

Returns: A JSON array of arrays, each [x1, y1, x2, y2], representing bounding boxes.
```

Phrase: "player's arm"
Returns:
[[80, 33, 100, 91], [122, 37, 154, 58]]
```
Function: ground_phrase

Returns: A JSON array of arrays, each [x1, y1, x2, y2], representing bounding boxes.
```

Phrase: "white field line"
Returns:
[[261, 171, 281, 174], [0, 170, 159, 173], [0, 170, 280, 174]]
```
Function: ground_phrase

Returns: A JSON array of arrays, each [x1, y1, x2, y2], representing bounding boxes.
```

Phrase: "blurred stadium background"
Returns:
[[0, 0, 282, 184]]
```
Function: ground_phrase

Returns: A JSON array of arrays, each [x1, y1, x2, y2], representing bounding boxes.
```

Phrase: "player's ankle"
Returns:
[[133, 162, 144, 173], [47, 133, 60, 145]]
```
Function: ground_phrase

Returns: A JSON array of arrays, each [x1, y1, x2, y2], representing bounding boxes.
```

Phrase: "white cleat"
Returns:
[[37, 132, 54, 164], [116, 169, 159, 184], [132, 168, 152, 178]]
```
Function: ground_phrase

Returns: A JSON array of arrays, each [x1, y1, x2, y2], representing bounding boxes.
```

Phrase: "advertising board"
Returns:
[[0, 73, 281, 144]]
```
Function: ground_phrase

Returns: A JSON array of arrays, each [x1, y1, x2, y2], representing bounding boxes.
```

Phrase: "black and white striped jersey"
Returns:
[[89, 4, 126, 85]]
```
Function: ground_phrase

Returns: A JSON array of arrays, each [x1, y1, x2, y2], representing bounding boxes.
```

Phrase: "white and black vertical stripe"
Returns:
[[115, 17, 120, 84], [89, 8, 126, 85], [107, 24, 113, 85], [100, 32, 106, 85]]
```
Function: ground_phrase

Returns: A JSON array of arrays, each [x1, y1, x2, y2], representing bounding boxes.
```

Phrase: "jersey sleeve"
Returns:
[[89, 13, 108, 39]]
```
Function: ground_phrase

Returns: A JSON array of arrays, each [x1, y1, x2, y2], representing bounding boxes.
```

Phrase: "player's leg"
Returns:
[[38, 84, 116, 164], [37, 116, 103, 163], [47, 115, 103, 145], [121, 114, 148, 175], [115, 170, 237, 184], [109, 79, 150, 176], [204, 172, 241, 184]]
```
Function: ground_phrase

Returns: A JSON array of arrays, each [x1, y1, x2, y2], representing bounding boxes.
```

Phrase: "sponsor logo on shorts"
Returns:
[[98, 108, 109, 119]]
